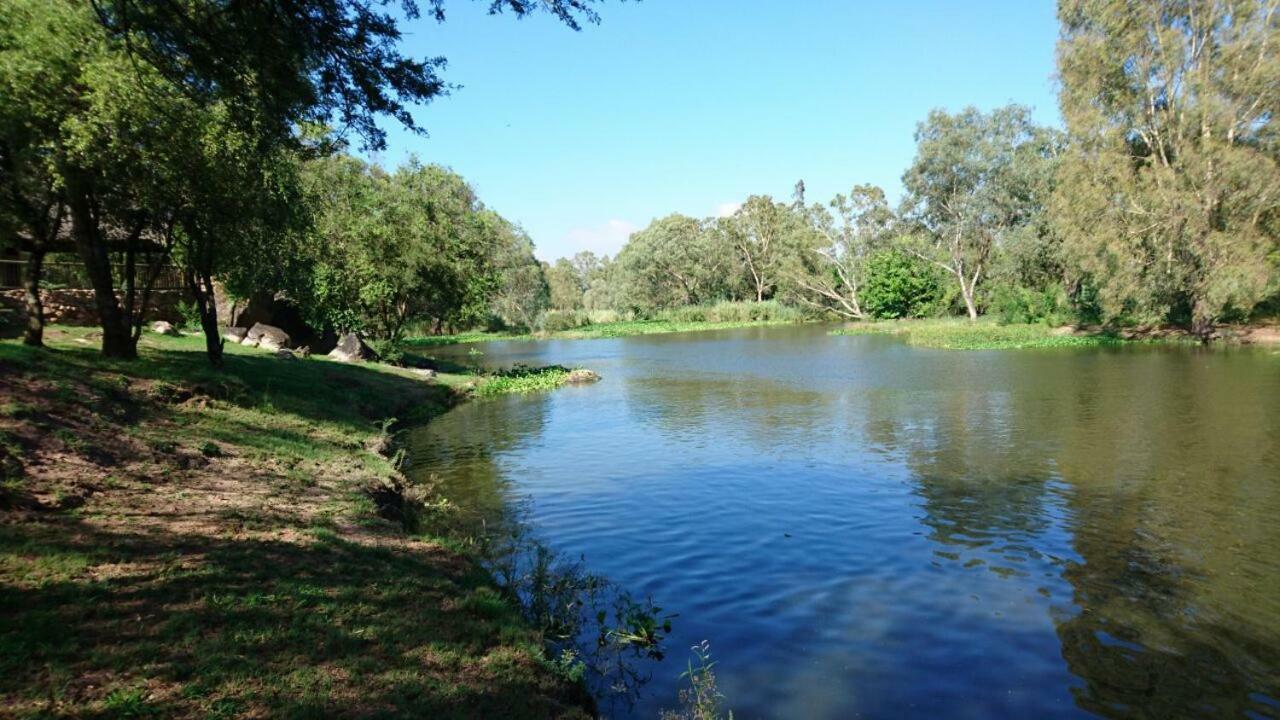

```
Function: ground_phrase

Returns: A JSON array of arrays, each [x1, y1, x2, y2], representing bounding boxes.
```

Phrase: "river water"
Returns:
[[406, 324, 1280, 719]]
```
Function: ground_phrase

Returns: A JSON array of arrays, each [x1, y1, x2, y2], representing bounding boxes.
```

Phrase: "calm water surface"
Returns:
[[406, 324, 1280, 719]]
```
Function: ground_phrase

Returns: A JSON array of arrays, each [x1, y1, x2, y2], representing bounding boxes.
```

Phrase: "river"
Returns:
[[406, 323, 1280, 719]]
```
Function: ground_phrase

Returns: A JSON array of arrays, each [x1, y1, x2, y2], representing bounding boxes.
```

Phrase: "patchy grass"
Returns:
[[0, 326, 593, 719], [831, 318, 1146, 350]]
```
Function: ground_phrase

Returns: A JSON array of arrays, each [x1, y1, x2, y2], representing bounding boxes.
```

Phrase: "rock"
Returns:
[[240, 335, 259, 347], [565, 368, 601, 384], [246, 322, 290, 351], [275, 348, 297, 361], [222, 326, 248, 343], [151, 320, 180, 336], [295, 346, 311, 358], [328, 332, 378, 363], [411, 368, 437, 381]]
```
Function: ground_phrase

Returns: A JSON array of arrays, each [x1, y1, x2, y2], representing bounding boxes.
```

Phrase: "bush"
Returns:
[[654, 300, 802, 324], [540, 309, 592, 332], [176, 300, 202, 331], [367, 338, 406, 366], [992, 284, 1072, 325], [862, 250, 941, 319]]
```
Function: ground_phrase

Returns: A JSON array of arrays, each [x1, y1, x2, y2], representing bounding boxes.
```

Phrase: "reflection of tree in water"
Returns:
[[1055, 487, 1280, 718], [623, 374, 834, 453], [403, 392, 552, 528], [858, 349, 1280, 718]]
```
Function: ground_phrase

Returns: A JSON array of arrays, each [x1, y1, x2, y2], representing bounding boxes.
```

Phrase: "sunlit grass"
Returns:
[[831, 318, 1138, 350]]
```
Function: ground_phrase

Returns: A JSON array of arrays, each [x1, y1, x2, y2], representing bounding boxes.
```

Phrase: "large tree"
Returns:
[[720, 195, 805, 303], [901, 105, 1060, 321], [614, 214, 734, 310], [787, 185, 896, 319], [1054, 0, 1280, 333]]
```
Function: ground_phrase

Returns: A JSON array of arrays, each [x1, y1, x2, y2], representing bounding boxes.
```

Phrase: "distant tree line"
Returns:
[[542, 2, 1280, 335]]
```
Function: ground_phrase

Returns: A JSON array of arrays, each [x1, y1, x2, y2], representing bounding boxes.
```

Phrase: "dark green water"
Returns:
[[406, 324, 1280, 719]]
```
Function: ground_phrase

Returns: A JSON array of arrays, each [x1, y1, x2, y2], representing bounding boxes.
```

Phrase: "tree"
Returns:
[[861, 249, 942, 319], [901, 105, 1061, 320], [614, 214, 734, 310], [545, 258, 585, 311], [488, 218, 548, 331], [297, 155, 505, 341], [1054, 0, 1280, 333], [720, 195, 804, 302], [787, 185, 895, 319]]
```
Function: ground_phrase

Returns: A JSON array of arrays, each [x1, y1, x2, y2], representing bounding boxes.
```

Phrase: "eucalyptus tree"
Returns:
[[487, 217, 548, 331], [545, 258, 586, 311], [901, 105, 1061, 321], [614, 214, 734, 309], [1054, 0, 1280, 333], [720, 195, 806, 303], [786, 185, 896, 319]]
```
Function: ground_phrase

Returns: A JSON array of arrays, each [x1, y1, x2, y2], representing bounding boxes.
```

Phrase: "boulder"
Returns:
[[222, 326, 248, 343], [246, 322, 291, 351], [151, 320, 180, 336], [565, 368, 601, 384], [328, 332, 378, 363]]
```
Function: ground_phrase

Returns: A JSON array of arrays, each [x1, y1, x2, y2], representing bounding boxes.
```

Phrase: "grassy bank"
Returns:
[[408, 300, 808, 347], [831, 318, 1137, 350], [0, 327, 594, 719]]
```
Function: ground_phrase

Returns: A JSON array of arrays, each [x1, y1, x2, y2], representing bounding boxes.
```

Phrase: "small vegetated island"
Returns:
[[1, 1, 1278, 719]]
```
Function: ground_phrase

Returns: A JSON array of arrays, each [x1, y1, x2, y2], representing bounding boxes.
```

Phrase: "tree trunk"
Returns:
[[67, 181, 135, 359], [187, 266, 223, 366], [22, 247, 45, 347], [961, 288, 978, 321]]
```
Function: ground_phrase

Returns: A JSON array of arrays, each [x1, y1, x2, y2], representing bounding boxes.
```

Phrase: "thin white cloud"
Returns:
[[559, 218, 638, 258], [714, 201, 741, 218]]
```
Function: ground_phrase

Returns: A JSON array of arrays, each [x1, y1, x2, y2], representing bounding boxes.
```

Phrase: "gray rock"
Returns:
[[327, 332, 378, 363], [246, 322, 291, 351], [222, 326, 248, 343], [565, 368, 601, 384], [151, 320, 180, 336]]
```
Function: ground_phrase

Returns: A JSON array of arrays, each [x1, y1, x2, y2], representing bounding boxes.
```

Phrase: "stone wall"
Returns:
[[0, 288, 188, 327]]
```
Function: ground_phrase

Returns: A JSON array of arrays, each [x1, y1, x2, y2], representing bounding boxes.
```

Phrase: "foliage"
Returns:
[[474, 365, 574, 398], [1053, 0, 1280, 334], [613, 214, 736, 310], [861, 249, 942, 319], [786, 185, 896, 319], [901, 104, 1063, 320], [991, 283, 1071, 326], [661, 641, 732, 720]]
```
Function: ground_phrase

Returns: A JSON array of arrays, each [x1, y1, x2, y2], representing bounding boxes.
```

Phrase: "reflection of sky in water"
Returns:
[[408, 325, 1280, 719]]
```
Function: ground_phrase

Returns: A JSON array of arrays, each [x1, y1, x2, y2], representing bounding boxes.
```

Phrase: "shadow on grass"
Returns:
[[1, 340, 456, 435], [0, 521, 593, 719]]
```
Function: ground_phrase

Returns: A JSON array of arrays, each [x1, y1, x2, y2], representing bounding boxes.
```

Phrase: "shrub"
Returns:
[[862, 250, 941, 319], [175, 300, 202, 331], [366, 338, 406, 366], [992, 283, 1072, 325], [540, 309, 592, 332]]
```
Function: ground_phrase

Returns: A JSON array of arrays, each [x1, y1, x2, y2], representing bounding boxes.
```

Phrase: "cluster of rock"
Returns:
[[219, 322, 380, 364]]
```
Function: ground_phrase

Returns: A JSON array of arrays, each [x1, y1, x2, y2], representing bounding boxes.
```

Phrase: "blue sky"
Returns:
[[377, 1, 1062, 260]]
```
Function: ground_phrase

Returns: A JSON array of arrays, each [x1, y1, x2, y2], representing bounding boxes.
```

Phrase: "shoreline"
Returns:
[[0, 326, 596, 718], [831, 317, 1280, 350]]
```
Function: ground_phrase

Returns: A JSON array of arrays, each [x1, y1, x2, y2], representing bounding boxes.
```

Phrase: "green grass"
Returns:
[[473, 365, 574, 398], [831, 318, 1141, 350], [407, 317, 799, 347], [0, 326, 594, 719]]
